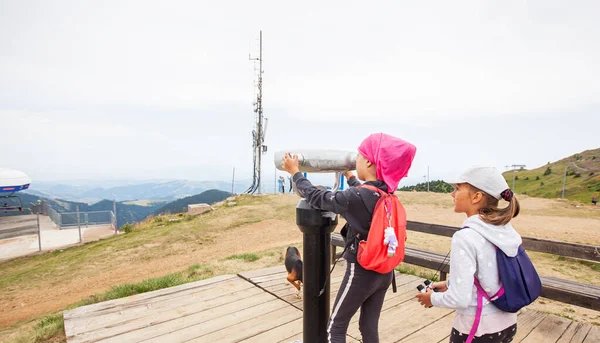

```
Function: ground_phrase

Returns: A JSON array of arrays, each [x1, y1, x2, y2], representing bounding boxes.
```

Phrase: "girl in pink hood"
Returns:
[[283, 133, 416, 343]]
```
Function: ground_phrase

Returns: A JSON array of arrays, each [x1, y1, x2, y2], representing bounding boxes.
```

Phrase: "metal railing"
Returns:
[[40, 201, 115, 231]]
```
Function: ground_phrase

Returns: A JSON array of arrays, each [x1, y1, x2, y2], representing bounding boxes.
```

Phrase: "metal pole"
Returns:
[[296, 199, 338, 343], [113, 200, 118, 234], [562, 166, 568, 199], [232, 167, 235, 195], [37, 212, 41, 251], [257, 30, 263, 194], [76, 205, 82, 243], [427, 166, 430, 192]]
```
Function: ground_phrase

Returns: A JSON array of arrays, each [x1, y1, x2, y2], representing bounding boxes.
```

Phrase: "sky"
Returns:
[[1, 0, 599, 190]]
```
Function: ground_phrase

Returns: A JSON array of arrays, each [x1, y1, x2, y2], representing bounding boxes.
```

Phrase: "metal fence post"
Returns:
[[113, 200, 118, 234], [37, 212, 41, 252], [76, 206, 82, 243]]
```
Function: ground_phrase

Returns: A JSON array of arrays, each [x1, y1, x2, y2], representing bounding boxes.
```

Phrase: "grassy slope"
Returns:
[[503, 148, 600, 203]]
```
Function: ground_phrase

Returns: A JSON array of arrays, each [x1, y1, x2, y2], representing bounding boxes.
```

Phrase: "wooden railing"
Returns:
[[331, 220, 600, 311]]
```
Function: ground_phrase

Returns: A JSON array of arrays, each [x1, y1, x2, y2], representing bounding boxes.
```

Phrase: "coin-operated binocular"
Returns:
[[273, 149, 356, 343], [274, 149, 357, 195]]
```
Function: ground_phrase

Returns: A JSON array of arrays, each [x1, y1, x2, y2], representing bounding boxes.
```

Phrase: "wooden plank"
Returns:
[[583, 325, 600, 343], [66, 277, 254, 331], [67, 285, 264, 341], [247, 272, 288, 284], [540, 279, 600, 311], [368, 298, 454, 342], [520, 314, 571, 343], [137, 299, 290, 342], [64, 274, 236, 319], [188, 305, 302, 342], [407, 221, 458, 237], [277, 332, 361, 343], [556, 322, 592, 343], [397, 311, 455, 342], [94, 293, 280, 343], [512, 308, 548, 342], [406, 221, 600, 262], [404, 248, 450, 273], [239, 265, 286, 280], [242, 317, 302, 343]]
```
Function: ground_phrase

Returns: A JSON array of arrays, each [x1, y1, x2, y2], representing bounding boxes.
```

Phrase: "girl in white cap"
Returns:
[[415, 166, 522, 343]]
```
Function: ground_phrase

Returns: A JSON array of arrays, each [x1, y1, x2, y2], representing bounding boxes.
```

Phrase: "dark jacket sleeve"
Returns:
[[347, 176, 361, 187], [293, 172, 355, 215]]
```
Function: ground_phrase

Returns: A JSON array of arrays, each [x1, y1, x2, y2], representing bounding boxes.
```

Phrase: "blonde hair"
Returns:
[[469, 185, 520, 226]]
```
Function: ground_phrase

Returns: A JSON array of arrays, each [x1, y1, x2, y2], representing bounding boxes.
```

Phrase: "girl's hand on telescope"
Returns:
[[283, 153, 300, 175]]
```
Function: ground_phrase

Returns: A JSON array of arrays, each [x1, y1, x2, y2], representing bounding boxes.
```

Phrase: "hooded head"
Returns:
[[357, 133, 417, 192]]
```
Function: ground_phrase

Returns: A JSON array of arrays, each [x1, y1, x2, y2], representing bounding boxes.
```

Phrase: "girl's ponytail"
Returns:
[[472, 187, 520, 226]]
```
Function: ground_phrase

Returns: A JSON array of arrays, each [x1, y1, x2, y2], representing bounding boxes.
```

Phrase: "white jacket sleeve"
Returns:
[[430, 230, 476, 309]]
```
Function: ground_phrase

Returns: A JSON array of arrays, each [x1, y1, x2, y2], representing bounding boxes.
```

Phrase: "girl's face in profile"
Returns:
[[356, 153, 371, 181], [451, 183, 475, 214]]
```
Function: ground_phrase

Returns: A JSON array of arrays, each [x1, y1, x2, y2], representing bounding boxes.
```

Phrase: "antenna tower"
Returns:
[[245, 31, 267, 194]]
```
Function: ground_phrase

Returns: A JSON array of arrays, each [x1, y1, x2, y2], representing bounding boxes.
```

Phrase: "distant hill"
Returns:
[[503, 148, 600, 203], [153, 189, 232, 215], [27, 180, 249, 202], [89, 200, 162, 227], [398, 180, 454, 193]]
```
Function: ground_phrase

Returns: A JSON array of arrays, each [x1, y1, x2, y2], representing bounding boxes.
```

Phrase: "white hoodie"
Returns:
[[430, 215, 522, 316]]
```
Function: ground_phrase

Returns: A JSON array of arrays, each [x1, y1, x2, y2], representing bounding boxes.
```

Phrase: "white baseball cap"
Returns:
[[445, 166, 510, 200]]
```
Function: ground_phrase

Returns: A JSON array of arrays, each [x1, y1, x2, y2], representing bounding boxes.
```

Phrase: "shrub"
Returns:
[[536, 176, 540, 180], [544, 167, 552, 176], [121, 223, 134, 233]]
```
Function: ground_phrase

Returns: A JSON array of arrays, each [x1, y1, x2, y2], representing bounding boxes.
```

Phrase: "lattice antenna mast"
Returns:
[[245, 31, 267, 194]]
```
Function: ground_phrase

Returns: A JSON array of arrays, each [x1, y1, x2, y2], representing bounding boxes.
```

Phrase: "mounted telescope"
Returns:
[[273, 149, 357, 193]]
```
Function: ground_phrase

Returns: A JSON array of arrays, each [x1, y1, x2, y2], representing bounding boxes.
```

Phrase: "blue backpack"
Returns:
[[483, 245, 542, 312], [465, 228, 542, 343]]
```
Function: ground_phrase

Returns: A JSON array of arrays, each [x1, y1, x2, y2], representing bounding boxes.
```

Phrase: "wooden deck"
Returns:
[[64, 261, 600, 342]]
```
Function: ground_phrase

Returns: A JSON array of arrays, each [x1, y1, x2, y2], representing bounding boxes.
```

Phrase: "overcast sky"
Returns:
[[1, 0, 598, 189]]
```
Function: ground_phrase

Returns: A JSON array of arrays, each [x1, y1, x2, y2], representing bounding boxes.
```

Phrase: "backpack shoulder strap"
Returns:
[[358, 184, 388, 196]]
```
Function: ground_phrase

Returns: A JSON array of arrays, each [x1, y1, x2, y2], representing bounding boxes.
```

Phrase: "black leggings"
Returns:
[[327, 262, 393, 343], [449, 324, 517, 343]]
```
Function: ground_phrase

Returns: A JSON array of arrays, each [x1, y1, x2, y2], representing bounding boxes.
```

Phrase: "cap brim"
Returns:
[[443, 179, 462, 188]]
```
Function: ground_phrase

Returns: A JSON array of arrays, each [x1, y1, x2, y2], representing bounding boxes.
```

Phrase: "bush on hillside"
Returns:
[[536, 176, 540, 180], [540, 182, 545, 187], [398, 180, 454, 193], [544, 167, 552, 176], [121, 223, 134, 233], [574, 173, 581, 178], [524, 177, 529, 180]]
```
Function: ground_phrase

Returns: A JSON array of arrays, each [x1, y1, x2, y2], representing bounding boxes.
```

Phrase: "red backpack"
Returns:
[[356, 185, 407, 274]]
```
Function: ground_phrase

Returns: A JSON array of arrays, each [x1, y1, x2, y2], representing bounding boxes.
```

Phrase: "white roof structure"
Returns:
[[0, 168, 31, 193]]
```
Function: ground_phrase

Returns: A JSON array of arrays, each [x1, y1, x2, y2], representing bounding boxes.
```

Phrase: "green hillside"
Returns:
[[152, 189, 231, 215], [503, 148, 600, 203]]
